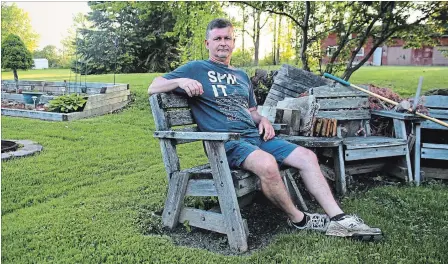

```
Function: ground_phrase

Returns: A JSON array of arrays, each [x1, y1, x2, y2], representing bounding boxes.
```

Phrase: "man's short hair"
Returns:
[[205, 18, 233, 39]]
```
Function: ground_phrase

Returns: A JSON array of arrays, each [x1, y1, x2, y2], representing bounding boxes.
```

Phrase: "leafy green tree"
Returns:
[[1, 3, 39, 51], [1, 34, 34, 85], [33, 45, 60, 68], [72, 1, 179, 74]]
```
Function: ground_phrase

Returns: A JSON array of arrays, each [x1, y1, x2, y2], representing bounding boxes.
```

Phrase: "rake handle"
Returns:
[[323, 73, 448, 128]]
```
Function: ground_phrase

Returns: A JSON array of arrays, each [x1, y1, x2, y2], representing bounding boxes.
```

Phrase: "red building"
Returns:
[[322, 33, 448, 66]]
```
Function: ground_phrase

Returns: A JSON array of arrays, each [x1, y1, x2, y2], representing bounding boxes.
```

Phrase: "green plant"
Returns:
[[48, 93, 87, 113]]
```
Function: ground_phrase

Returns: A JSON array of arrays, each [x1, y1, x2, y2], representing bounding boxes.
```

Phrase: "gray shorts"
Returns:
[[224, 135, 298, 169]]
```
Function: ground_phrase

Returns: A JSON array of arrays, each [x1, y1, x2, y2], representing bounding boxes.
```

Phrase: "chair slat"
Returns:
[[166, 109, 195, 127]]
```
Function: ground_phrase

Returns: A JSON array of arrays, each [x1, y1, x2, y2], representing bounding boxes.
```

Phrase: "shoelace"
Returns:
[[306, 214, 329, 229]]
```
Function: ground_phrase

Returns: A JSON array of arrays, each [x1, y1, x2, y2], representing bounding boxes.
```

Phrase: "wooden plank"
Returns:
[[105, 84, 128, 93], [321, 119, 328, 137], [414, 124, 422, 184], [371, 110, 422, 120], [343, 136, 407, 148], [282, 170, 308, 211], [185, 179, 217, 196], [314, 118, 323, 136], [421, 148, 448, 160], [272, 76, 308, 95], [204, 141, 248, 252], [85, 89, 130, 104], [427, 109, 448, 119], [149, 94, 180, 178], [66, 100, 128, 121], [316, 110, 370, 120], [1, 108, 66, 121], [334, 144, 346, 196], [83, 95, 128, 111], [162, 171, 190, 228], [270, 84, 302, 98], [279, 135, 342, 147], [318, 98, 369, 110], [420, 167, 448, 179], [178, 207, 227, 234], [278, 64, 329, 87], [424, 95, 448, 108], [234, 176, 259, 197], [345, 145, 407, 161], [422, 143, 448, 150], [166, 109, 195, 127], [421, 120, 448, 130], [154, 131, 240, 141], [332, 119, 338, 137], [345, 161, 386, 175], [160, 92, 189, 108], [313, 85, 367, 98]]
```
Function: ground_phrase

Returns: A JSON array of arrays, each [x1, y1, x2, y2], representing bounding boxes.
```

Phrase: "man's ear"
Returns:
[[204, 39, 209, 50]]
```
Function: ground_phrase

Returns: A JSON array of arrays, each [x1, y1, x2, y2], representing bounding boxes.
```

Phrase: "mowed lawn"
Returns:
[[2, 67, 448, 263]]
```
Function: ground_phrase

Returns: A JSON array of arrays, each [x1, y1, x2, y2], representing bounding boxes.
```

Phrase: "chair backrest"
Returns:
[[264, 64, 330, 107], [311, 84, 370, 137], [149, 92, 199, 178], [422, 95, 448, 131]]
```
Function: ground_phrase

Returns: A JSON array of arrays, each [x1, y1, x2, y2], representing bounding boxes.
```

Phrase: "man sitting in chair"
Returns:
[[148, 18, 382, 240]]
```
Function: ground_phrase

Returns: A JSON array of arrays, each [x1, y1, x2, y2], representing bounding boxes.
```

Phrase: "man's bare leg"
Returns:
[[283, 147, 343, 218], [242, 149, 304, 222]]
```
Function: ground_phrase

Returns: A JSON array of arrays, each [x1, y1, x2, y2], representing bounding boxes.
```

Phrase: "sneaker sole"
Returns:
[[350, 233, 383, 242]]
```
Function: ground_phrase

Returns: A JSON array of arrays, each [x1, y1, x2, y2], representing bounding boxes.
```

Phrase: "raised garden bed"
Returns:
[[1, 80, 130, 121]]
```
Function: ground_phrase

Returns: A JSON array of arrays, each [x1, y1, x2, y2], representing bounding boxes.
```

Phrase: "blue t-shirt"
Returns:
[[163, 60, 259, 137]]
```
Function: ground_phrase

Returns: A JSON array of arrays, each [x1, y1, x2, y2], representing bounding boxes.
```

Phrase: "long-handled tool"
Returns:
[[323, 73, 448, 128]]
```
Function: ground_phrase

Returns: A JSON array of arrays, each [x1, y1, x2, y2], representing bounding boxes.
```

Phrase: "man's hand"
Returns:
[[177, 78, 204, 97], [258, 116, 275, 141]]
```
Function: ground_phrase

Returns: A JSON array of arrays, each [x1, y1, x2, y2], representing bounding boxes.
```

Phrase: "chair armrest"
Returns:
[[273, 123, 288, 131], [371, 110, 422, 121], [154, 131, 240, 141]]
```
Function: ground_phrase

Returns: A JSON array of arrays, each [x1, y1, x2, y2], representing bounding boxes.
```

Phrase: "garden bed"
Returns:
[[1, 80, 130, 121]]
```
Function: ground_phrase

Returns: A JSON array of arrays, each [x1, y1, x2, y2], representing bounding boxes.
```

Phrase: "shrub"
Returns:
[[48, 94, 87, 113]]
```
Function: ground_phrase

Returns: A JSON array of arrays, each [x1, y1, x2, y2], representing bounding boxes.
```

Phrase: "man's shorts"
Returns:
[[224, 135, 299, 169]]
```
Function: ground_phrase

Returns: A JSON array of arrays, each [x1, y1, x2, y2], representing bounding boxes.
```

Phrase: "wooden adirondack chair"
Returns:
[[414, 95, 448, 183], [279, 84, 413, 195], [149, 92, 307, 252]]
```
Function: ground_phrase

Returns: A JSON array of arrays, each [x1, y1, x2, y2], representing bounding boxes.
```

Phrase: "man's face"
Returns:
[[205, 26, 235, 61]]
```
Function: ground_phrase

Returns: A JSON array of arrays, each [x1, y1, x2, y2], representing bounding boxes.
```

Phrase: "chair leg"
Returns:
[[204, 141, 248, 252], [414, 124, 422, 185], [333, 144, 346, 196], [282, 169, 309, 212], [162, 172, 190, 228]]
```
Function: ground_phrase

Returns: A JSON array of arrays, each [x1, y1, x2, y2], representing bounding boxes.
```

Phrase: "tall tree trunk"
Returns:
[[295, 30, 300, 65], [300, 1, 311, 71], [276, 16, 282, 65], [273, 14, 277, 65], [13, 69, 19, 91], [253, 10, 261, 66], [242, 6, 245, 59]]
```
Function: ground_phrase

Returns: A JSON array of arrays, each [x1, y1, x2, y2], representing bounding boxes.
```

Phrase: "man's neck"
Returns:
[[209, 57, 231, 66]]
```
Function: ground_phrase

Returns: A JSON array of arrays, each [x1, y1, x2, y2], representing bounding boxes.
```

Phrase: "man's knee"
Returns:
[[244, 151, 282, 182]]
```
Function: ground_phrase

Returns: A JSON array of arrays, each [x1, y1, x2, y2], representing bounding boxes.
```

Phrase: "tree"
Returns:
[[1, 34, 34, 86], [33, 45, 60, 68], [72, 1, 180, 74], [60, 12, 91, 68], [1, 3, 39, 51]]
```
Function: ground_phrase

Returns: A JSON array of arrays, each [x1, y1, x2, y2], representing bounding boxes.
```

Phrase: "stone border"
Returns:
[[1, 139, 43, 160]]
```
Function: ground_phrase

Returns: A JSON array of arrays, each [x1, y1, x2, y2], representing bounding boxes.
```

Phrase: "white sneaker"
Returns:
[[288, 212, 330, 232], [326, 214, 383, 241]]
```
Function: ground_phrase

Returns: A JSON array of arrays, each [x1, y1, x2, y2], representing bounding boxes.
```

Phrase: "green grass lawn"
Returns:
[[2, 67, 448, 263]]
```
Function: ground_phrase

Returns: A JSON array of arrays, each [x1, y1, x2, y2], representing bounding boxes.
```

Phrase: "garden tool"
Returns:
[[323, 73, 448, 129]]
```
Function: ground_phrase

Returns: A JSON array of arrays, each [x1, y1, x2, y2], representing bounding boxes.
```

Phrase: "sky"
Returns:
[[9, 1, 90, 50], [7, 1, 272, 57]]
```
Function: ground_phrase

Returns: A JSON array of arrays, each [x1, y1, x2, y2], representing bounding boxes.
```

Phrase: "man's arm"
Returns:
[[249, 106, 275, 141], [148, 76, 204, 97]]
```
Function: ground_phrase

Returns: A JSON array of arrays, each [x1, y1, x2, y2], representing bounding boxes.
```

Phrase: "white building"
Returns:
[[33, 59, 49, 69]]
